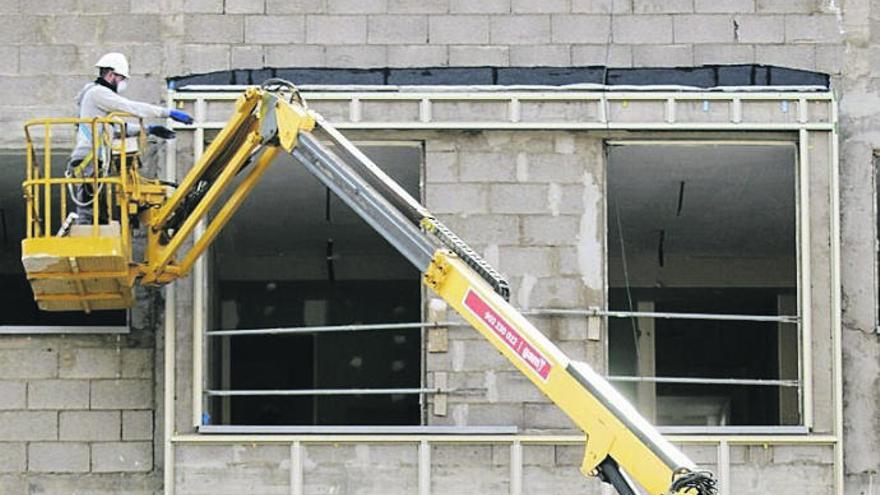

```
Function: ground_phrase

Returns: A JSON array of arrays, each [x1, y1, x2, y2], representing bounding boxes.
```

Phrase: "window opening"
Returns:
[[207, 143, 423, 426], [607, 143, 799, 426], [0, 152, 126, 330]]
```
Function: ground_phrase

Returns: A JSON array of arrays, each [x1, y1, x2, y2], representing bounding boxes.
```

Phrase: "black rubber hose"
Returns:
[[596, 457, 638, 495]]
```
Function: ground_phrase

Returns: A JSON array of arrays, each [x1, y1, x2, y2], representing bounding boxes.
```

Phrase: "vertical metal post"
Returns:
[[636, 301, 657, 422], [163, 88, 178, 495], [419, 98, 431, 124], [665, 98, 675, 124], [510, 440, 522, 495], [193, 97, 207, 428], [509, 98, 521, 123], [25, 140, 33, 238], [798, 128, 813, 429], [164, 284, 177, 495], [350, 97, 361, 123], [118, 124, 130, 252], [598, 94, 608, 123], [797, 98, 808, 124], [91, 122, 99, 234], [59, 139, 67, 224], [731, 98, 742, 124], [717, 441, 730, 495], [828, 101, 844, 495], [33, 140, 40, 237], [104, 124, 114, 229], [290, 441, 303, 495], [43, 124, 51, 237], [418, 440, 431, 495]]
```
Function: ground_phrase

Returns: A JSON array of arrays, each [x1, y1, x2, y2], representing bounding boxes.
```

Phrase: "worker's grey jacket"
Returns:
[[70, 81, 170, 161]]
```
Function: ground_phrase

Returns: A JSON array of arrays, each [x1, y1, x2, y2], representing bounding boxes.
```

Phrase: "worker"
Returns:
[[67, 52, 193, 225]]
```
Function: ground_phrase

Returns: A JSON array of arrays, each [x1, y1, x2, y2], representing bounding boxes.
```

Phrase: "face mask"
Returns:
[[116, 79, 128, 93]]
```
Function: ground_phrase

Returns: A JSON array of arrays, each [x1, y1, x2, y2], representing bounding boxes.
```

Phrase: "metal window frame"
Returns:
[[191, 136, 427, 428], [165, 87, 842, 495], [603, 138, 809, 428], [874, 151, 880, 335]]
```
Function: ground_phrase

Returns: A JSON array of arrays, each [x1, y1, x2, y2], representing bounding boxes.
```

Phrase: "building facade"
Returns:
[[0, 1, 877, 494]]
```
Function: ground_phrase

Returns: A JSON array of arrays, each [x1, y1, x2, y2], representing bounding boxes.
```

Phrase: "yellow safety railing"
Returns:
[[22, 114, 145, 245]]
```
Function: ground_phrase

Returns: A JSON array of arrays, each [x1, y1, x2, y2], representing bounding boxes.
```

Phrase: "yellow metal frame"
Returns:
[[21, 114, 151, 311], [139, 88, 315, 285], [23, 115, 135, 238], [21, 88, 317, 309]]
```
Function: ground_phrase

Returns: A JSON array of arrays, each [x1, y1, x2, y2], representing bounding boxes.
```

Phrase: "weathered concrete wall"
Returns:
[[171, 441, 834, 494], [837, 1, 880, 493], [0, 0, 847, 148], [0, 289, 161, 494], [421, 130, 605, 433], [2, 0, 877, 493]]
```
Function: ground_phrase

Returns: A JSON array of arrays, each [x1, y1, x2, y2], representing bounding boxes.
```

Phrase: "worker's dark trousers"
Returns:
[[66, 158, 102, 225]]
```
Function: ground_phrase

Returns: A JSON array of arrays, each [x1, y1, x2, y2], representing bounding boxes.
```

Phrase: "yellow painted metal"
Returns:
[[20, 89, 319, 301], [43, 123, 50, 237], [177, 146, 282, 276], [25, 138, 33, 238], [22, 234, 133, 311], [140, 89, 315, 284], [151, 88, 262, 229], [273, 96, 316, 152], [424, 250, 690, 495], [21, 116, 144, 312], [142, 129, 262, 282], [90, 120, 100, 235]]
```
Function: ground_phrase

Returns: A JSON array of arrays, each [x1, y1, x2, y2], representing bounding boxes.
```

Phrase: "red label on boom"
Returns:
[[463, 289, 552, 380]]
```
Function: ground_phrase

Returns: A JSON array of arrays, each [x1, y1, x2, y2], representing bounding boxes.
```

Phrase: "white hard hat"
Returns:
[[94, 52, 130, 78]]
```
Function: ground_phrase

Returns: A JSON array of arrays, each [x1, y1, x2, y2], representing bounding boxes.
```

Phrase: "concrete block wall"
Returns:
[[0, 0, 848, 148], [170, 441, 834, 494], [422, 130, 605, 433], [0, 0, 877, 492], [836, 1, 880, 493], [0, 328, 160, 493]]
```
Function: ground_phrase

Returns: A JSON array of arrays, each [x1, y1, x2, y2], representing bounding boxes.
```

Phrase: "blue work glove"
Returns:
[[148, 125, 176, 140], [169, 109, 194, 125]]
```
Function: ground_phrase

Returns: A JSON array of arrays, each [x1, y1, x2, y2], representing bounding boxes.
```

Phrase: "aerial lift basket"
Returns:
[[21, 116, 142, 312]]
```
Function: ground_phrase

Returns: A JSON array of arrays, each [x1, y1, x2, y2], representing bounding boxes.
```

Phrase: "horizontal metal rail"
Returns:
[[207, 306, 799, 337], [206, 387, 439, 397], [530, 308, 799, 324], [180, 121, 836, 132], [206, 321, 450, 337], [171, 432, 838, 445], [606, 376, 799, 388], [172, 87, 834, 100], [195, 424, 813, 437], [0, 325, 129, 335], [198, 425, 519, 435], [22, 177, 125, 187], [207, 378, 796, 399]]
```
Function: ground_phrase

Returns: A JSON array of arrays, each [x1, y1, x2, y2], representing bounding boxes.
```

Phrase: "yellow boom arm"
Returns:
[[21, 80, 716, 495]]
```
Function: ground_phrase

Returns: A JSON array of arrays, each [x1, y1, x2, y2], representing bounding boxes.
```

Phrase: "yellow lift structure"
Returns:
[[21, 80, 716, 495]]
